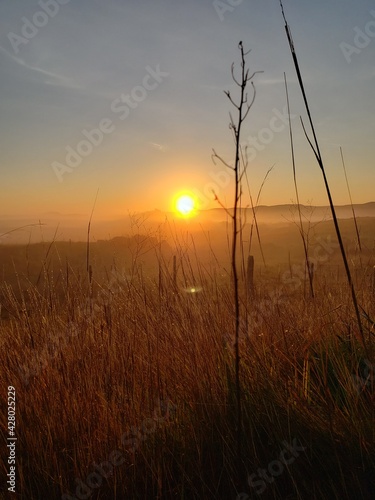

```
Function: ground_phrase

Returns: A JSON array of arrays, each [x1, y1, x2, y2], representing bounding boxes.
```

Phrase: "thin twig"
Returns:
[[87, 188, 99, 275]]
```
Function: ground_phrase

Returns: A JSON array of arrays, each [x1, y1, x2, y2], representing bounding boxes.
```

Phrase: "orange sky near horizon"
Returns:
[[1, 1, 374, 220]]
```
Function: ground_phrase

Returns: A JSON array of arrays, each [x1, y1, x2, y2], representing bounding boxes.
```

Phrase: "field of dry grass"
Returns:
[[0, 232, 374, 499]]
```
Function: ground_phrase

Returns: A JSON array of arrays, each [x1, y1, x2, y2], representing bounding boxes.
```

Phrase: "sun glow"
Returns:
[[174, 194, 197, 217]]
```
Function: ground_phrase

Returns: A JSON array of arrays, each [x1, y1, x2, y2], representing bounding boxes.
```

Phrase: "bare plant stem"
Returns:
[[212, 41, 262, 481], [231, 43, 245, 477]]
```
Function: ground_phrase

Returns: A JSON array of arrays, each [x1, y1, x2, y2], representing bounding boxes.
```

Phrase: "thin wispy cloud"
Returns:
[[260, 76, 290, 86], [0, 45, 82, 89], [149, 142, 168, 152]]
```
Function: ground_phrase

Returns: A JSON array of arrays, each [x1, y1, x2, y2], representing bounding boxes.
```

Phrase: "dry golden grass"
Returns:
[[0, 244, 374, 499]]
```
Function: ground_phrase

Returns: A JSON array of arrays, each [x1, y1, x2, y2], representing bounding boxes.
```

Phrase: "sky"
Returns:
[[0, 0, 374, 219]]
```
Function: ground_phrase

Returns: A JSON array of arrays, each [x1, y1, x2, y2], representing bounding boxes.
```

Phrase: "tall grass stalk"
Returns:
[[279, 1, 367, 354], [247, 163, 274, 259], [284, 72, 314, 298], [86, 189, 99, 277], [340, 146, 362, 252]]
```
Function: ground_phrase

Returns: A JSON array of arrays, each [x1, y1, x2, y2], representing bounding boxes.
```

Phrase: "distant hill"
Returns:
[[200, 202, 375, 223]]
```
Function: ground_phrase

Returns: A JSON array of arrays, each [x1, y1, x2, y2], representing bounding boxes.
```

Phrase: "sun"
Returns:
[[175, 194, 197, 217]]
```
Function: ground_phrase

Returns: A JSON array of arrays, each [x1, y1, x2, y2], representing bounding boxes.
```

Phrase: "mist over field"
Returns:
[[2, 201, 375, 244]]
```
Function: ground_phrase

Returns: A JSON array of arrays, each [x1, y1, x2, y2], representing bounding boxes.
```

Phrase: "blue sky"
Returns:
[[0, 0, 374, 218]]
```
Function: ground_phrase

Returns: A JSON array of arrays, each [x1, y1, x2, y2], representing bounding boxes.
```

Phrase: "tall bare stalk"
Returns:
[[212, 41, 261, 478]]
